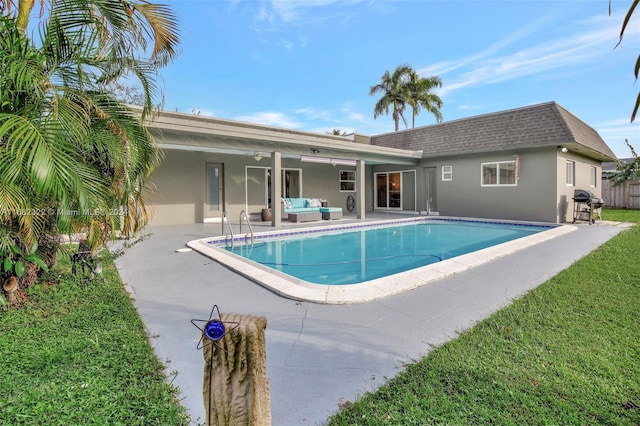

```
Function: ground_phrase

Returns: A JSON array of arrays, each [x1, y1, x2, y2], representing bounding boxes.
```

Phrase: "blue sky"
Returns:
[[161, 0, 639, 158]]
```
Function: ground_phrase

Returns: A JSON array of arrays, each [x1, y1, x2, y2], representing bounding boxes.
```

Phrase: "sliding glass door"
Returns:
[[376, 172, 401, 208], [375, 171, 415, 211]]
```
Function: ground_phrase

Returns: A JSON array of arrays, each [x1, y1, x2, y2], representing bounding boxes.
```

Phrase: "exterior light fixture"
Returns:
[[310, 148, 320, 154], [253, 153, 262, 161], [559, 146, 568, 153]]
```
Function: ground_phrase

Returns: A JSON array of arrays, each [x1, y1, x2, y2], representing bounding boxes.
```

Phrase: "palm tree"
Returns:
[[370, 64, 443, 131], [0, 1, 180, 289], [7, 0, 180, 119], [369, 65, 413, 131], [327, 129, 349, 136], [406, 70, 443, 128], [610, 0, 639, 122]]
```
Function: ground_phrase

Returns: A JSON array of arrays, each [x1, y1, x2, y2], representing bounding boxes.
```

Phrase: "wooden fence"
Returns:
[[601, 179, 640, 209]]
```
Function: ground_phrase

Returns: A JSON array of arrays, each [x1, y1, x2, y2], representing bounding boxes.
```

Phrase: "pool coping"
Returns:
[[187, 217, 577, 304]]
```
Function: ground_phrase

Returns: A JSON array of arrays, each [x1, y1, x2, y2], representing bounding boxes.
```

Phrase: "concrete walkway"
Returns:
[[113, 217, 629, 425]]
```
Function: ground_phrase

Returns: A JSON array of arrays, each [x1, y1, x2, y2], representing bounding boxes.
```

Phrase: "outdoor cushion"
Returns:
[[289, 198, 307, 209], [307, 198, 322, 208]]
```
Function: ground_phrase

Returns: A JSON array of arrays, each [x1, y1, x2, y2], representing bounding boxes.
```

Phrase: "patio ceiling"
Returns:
[[146, 110, 423, 166]]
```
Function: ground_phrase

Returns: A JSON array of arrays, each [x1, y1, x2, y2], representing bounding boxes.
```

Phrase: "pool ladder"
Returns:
[[221, 211, 254, 247], [239, 210, 255, 245]]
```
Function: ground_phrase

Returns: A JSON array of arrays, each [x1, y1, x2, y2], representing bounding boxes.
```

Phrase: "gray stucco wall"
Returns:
[[421, 147, 559, 223], [149, 150, 254, 225], [149, 147, 603, 226], [556, 151, 602, 223]]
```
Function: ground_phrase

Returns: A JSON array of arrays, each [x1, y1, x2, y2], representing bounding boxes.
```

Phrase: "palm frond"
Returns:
[[131, 1, 181, 67]]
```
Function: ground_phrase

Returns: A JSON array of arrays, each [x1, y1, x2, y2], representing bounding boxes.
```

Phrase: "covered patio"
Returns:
[[144, 111, 422, 227]]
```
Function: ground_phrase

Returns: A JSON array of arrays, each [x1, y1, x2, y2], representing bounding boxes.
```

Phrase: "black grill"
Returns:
[[572, 189, 594, 203], [588, 197, 605, 209], [571, 189, 604, 224]]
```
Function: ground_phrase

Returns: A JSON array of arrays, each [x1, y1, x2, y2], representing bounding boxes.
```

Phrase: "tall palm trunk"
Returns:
[[16, 0, 37, 34]]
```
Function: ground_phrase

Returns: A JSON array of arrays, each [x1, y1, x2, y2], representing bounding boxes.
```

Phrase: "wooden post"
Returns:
[[202, 313, 271, 426], [3, 276, 18, 305]]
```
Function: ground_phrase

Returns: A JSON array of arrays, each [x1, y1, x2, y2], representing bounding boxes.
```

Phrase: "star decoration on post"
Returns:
[[191, 305, 239, 350]]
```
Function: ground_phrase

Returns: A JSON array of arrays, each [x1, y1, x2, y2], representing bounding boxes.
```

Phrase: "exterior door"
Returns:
[[206, 163, 224, 218], [424, 167, 437, 213]]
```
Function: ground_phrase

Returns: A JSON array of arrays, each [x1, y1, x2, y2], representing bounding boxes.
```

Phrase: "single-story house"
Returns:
[[145, 101, 616, 226]]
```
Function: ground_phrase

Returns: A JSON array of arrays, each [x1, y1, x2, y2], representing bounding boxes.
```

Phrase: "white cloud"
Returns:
[[294, 104, 368, 127], [430, 13, 632, 98], [267, 0, 365, 24], [418, 11, 555, 77], [294, 107, 334, 121], [233, 111, 302, 128], [594, 118, 639, 158], [249, 0, 368, 46], [345, 111, 365, 122]]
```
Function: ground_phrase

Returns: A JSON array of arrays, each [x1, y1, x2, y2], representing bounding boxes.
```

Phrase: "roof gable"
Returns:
[[371, 101, 617, 161]]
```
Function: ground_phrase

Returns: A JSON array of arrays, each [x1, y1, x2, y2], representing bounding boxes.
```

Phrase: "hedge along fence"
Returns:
[[601, 179, 640, 209]]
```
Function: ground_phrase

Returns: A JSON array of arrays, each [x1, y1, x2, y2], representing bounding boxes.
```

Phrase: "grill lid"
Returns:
[[573, 189, 593, 202]]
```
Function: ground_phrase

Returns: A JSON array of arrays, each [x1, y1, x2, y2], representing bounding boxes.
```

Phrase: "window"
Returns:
[[590, 166, 597, 187], [481, 161, 516, 186], [442, 165, 452, 181], [339, 170, 355, 191], [566, 161, 575, 186]]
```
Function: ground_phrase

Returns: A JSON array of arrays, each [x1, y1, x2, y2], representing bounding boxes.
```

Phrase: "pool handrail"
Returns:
[[222, 211, 234, 246], [239, 210, 255, 245]]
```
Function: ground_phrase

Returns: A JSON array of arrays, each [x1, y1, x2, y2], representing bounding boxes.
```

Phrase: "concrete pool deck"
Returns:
[[113, 214, 631, 425]]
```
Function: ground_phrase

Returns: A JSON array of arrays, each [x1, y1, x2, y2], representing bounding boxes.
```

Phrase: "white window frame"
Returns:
[[339, 170, 356, 192], [442, 165, 453, 181], [566, 160, 575, 186], [481, 160, 517, 187], [589, 166, 597, 187]]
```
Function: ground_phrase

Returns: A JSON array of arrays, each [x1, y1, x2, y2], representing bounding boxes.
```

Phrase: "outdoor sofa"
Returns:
[[282, 198, 343, 222]]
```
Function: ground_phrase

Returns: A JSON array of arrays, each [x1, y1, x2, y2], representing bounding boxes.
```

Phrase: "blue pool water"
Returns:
[[220, 220, 551, 285]]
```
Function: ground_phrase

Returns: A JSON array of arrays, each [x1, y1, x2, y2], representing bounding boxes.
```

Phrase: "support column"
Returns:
[[356, 159, 366, 219], [271, 152, 282, 227]]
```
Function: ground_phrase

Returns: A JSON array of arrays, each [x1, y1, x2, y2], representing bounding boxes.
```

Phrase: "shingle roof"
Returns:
[[371, 101, 617, 161], [603, 158, 635, 172]]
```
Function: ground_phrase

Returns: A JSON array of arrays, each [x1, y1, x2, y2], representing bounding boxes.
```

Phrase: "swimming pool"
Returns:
[[221, 220, 550, 285], [188, 217, 575, 304]]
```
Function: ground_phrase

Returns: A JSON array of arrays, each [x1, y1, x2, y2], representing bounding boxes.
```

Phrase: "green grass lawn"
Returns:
[[327, 208, 640, 425], [1, 209, 638, 425], [0, 253, 190, 425]]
